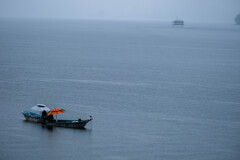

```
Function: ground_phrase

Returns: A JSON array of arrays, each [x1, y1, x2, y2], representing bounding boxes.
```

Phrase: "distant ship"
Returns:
[[172, 19, 184, 26]]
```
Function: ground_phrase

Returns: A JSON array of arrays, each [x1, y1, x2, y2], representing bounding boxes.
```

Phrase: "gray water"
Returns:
[[0, 19, 240, 160]]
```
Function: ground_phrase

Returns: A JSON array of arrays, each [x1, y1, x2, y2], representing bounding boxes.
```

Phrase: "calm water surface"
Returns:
[[0, 19, 240, 160]]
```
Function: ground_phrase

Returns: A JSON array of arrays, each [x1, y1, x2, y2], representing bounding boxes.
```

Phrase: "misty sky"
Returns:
[[0, 0, 240, 23]]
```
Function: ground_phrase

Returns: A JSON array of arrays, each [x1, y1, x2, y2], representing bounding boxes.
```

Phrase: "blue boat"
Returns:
[[22, 110, 43, 122], [22, 104, 50, 122]]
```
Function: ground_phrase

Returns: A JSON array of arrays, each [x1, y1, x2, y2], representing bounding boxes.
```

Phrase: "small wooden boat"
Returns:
[[45, 118, 92, 129], [22, 105, 92, 129], [44, 108, 92, 129]]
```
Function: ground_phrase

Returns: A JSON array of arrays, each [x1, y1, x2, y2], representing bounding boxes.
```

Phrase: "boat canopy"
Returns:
[[48, 108, 65, 115], [31, 104, 50, 112]]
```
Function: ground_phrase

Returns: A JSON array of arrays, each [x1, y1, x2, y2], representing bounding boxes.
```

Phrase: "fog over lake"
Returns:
[[0, 0, 240, 23]]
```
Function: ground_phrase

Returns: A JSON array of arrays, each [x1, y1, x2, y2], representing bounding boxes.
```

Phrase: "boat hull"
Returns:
[[22, 110, 93, 129], [45, 119, 92, 129]]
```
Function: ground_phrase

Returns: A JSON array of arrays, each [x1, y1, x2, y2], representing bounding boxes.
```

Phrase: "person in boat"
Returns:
[[42, 110, 56, 122], [47, 114, 55, 122], [42, 110, 48, 122]]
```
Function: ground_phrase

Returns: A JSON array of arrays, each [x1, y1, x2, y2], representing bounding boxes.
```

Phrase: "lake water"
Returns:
[[0, 19, 240, 160]]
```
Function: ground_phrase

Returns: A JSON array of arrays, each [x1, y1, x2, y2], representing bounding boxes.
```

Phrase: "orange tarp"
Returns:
[[48, 108, 65, 115]]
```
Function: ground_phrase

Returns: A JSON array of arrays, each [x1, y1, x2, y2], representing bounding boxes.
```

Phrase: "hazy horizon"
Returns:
[[0, 0, 240, 23]]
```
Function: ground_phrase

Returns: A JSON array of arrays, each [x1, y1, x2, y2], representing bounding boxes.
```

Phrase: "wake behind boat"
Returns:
[[22, 104, 92, 129]]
